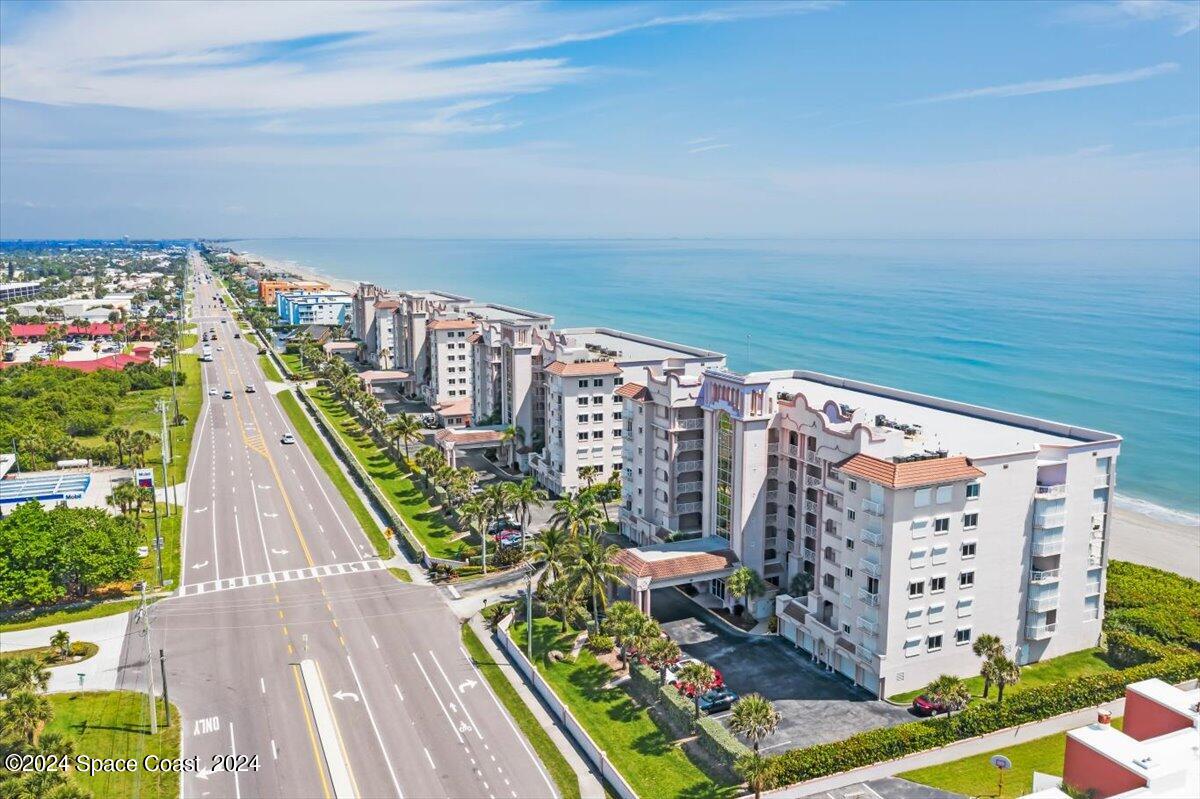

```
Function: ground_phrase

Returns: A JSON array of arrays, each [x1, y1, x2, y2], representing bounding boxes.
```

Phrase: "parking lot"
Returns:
[[651, 587, 910, 751]]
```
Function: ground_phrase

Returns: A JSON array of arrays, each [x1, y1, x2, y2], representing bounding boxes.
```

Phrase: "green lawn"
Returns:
[[279, 351, 312, 379], [0, 599, 146, 633], [179, 333, 198, 350], [277, 390, 390, 558], [259, 353, 283, 382], [307, 386, 464, 560], [47, 691, 180, 799], [132, 503, 182, 590], [0, 641, 98, 664], [511, 618, 739, 799], [889, 648, 1117, 704], [461, 623, 581, 799], [900, 717, 1124, 798], [388, 567, 413, 583]]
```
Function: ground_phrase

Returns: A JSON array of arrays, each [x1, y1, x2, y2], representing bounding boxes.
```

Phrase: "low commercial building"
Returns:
[[11, 293, 136, 322], [0, 280, 43, 304], [619, 366, 1120, 697], [275, 291, 352, 326]]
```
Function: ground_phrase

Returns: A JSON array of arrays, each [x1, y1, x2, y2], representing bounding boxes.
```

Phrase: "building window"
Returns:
[[578, 414, 589, 423], [928, 602, 945, 623], [904, 637, 920, 658], [578, 380, 589, 388], [823, 574, 836, 589], [613, 412, 622, 421], [957, 597, 973, 617], [614, 377, 623, 386], [593, 413, 604, 422], [908, 580, 925, 598], [935, 485, 952, 504], [592, 430, 603, 439], [848, 479, 857, 492], [844, 567, 853, 578], [956, 628, 972, 645], [577, 396, 588, 405], [714, 411, 734, 541], [847, 509, 856, 521], [845, 538, 855, 550], [914, 488, 931, 507], [961, 541, 977, 559], [934, 517, 950, 533], [966, 482, 980, 500], [963, 513, 978, 530], [959, 570, 975, 588], [842, 623, 851, 634], [927, 634, 943, 652], [612, 429, 622, 438], [577, 432, 589, 441], [930, 575, 946, 593]]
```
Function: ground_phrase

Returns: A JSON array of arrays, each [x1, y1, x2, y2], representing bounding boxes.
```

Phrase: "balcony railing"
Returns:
[[858, 588, 880, 607], [1027, 594, 1059, 612], [1030, 568, 1061, 585], [1086, 581, 1102, 596], [766, 489, 779, 503], [1030, 536, 1064, 556], [804, 522, 818, 537], [673, 460, 703, 475], [1034, 483, 1067, 500], [676, 481, 702, 495], [861, 530, 884, 547], [1025, 623, 1056, 640], [856, 615, 879, 635], [677, 439, 703, 452], [1033, 512, 1065, 530], [804, 499, 819, 513], [676, 501, 702, 514], [764, 512, 778, 526], [802, 547, 816, 561], [804, 450, 821, 466], [861, 499, 884, 517], [678, 418, 704, 430], [859, 558, 882, 578], [767, 442, 781, 455], [805, 475, 822, 488], [1095, 473, 1110, 488]]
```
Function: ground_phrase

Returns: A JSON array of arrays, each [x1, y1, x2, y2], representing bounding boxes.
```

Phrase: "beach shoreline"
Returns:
[[231, 246, 1200, 579]]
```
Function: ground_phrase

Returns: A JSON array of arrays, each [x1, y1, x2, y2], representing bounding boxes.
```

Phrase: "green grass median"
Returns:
[[259, 353, 283, 382], [277, 390, 390, 558], [461, 623, 580, 799], [306, 385, 463, 560]]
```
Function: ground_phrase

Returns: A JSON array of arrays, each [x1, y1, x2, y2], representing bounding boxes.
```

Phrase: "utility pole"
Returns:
[[137, 584, 158, 735], [158, 649, 171, 727], [156, 399, 171, 519], [525, 565, 534, 663]]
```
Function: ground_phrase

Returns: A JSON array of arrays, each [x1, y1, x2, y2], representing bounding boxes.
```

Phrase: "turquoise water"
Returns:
[[228, 238, 1200, 520]]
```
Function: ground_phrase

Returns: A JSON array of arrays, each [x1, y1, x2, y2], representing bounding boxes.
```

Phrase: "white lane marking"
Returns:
[[429, 649, 483, 740], [411, 653, 464, 744], [271, 739, 278, 760], [180, 396, 211, 588], [229, 720, 242, 799], [178, 559, 382, 596], [371, 635, 379, 649], [211, 496, 220, 582], [393, 683, 403, 702], [345, 655, 405, 799], [233, 513, 247, 577], [423, 747, 436, 770], [260, 677, 265, 694]]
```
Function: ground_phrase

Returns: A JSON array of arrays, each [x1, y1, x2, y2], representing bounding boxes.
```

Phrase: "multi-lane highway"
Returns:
[[123, 254, 555, 799]]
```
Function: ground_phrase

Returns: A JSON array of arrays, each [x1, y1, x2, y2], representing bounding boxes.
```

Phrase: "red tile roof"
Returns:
[[836, 453, 984, 489], [543, 360, 620, 377], [373, 300, 400, 310], [614, 382, 651, 401], [5, 322, 145, 340], [427, 319, 477, 331], [0, 352, 153, 373], [433, 398, 472, 418], [612, 548, 739, 581], [466, 333, 483, 344], [434, 428, 505, 445]]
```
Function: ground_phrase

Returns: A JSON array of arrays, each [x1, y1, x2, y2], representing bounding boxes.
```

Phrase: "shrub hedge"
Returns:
[[1103, 561, 1200, 651], [626, 662, 751, 767]]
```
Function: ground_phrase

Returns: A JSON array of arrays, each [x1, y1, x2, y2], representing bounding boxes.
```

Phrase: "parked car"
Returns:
[[281, 433, 296, 445], [495, 531, 523, 549], [489, 518, 521, 536], [911, 694, 947, 717], [697, 687, 738, 715], [668, 656, 726, 696], [420, 414, 438, 428]]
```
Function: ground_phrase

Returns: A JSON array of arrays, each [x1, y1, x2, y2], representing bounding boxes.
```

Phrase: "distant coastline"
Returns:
[[232, 242, 1200, 578]]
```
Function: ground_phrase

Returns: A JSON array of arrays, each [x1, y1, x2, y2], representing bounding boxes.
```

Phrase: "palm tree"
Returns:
[[498, 424, 517, 465], [460, 496, 491, 573], [50, 630, 71, 660], [568, 532, 626, 629], [551, 492, 604, 540], [676, 661, 718, 719], [972, 633, 1005, 698], [730, 693, 782, 799], [990, 655, 1022, 704], [531, 524, 572, 590], [542, 578, 587, 633], [726, 566, 767, 616], [578, 464, 601, 493], [107, 481, 141, 519], [643, 636, 682, 685], [482, 483, 510, 525], [603, 600, 646, 673], [0, 690, 53, 745], [506, 477, 547, 552], [0, 656, 51, 698], [127, 430, 158, 468], [924, 674, 971, 717], [386, 414, 422, 461]]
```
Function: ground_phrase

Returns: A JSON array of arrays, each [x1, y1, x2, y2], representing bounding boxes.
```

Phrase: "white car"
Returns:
[[280, 433, 296, 445], [208, 388, 217, 396]]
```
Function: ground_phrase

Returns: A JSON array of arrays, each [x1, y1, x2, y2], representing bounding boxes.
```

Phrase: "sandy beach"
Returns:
[[1110, 505, 1199, 579], [240, 251, 359, 294]]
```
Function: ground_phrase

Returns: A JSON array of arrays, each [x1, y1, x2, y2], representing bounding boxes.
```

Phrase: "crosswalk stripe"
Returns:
[[179, 559, 383, 599]]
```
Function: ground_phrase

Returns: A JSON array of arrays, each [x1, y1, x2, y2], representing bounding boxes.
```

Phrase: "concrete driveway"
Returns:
[[650, 587, 910, 752]]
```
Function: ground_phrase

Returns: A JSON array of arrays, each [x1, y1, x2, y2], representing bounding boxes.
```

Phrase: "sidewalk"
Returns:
[[0, 611, 135, 694], [467, 614, 606, 799], [767, 698, 1128, 798]]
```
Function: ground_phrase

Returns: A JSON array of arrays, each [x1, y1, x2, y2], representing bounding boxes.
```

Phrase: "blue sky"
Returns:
[[1, 0, 1197, 238]]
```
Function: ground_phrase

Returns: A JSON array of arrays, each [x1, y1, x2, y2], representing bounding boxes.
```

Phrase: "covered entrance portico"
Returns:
[[612, 537, 740, 615], [433, 427, 507, 468]]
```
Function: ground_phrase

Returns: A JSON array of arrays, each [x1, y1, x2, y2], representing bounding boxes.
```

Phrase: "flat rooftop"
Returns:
[[561, 327, 724, 365], [745, 369, 1119, 457], [462, 303, 552, 322], [406, 289, 473, 303]]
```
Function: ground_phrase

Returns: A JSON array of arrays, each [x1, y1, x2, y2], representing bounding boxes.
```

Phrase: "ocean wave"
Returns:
[[1115, 493, 1200, 528]]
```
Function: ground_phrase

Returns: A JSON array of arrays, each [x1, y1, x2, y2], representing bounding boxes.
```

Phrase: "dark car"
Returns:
[[488, 518, 521, 536], [697, 687, 738, 715], [234, 332, 241, 339], [911, 694, 946, 717]]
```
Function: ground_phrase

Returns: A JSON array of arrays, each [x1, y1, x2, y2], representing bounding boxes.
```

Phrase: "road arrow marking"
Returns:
[[263, 512, 279, 518], [332, 690, 359, 702], [449, 702, 458, 713], [195, 769, 211, 781], [458, 679, 478, 693], [191, 561, 209, 570], [271, 548, 289, 555], [257, 485, 271, 490], [193, 506, 208, 513]]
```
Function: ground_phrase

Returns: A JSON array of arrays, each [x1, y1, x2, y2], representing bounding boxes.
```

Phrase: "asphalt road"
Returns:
[[120, 254, 556, 799]]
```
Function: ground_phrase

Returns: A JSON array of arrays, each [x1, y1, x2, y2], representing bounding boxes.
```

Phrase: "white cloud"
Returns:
[[1060, 1, 1200, 35], [903, 62, 1179, 105], [688, 143, 730, 154]]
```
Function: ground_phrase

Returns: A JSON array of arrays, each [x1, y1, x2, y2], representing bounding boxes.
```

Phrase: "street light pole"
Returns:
[[138, 584, 158, 735], [526, 564, 534, 663]]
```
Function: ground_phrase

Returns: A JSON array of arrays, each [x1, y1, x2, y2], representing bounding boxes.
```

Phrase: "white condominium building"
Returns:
[[391, 290, 474, 390], [618, 367, 1120, 698], [349, 283, 400, 368], [469, 312, 556, 430], [529, 328, 724, 496], [424, 319, 477, 405]]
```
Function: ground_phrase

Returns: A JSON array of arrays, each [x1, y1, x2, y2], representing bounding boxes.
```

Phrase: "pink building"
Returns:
[[1023, 678, 1199, 799]]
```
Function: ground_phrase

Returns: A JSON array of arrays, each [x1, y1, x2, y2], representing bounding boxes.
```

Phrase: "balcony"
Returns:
[[1086, 581, 1102, 596], [678, 418, 704, 430], [765, 512, 778, 526], [1030, 568, 1061, 585], [677, 439, 703, 453], [1095, 473, 1110, 488], [804, 499, 819, 513], [1025, 623, 1056, 640], [858, 588, 880, 607], [676, 481, 702, 494], [861, 530, 884, 547], [859, 558, 882, 578], [804, 522, 818, 537], [1033, 512, 1065, 530], [1088, 553, 1103, 568], [1030, 536, 1064, 556], [861, 499, 884, 517], [676, 501, 703, 514], [856, 615, 879, 635], [1027, 594, 1059, 612], [767, 442, 781, 455], [804, 450, 821, 466], [1034, 483, 1067, 500], [766, 489, 779, 502], [805, 475, 822, 489], [802, 547, 816, 561], [673, 460, 703, 476]]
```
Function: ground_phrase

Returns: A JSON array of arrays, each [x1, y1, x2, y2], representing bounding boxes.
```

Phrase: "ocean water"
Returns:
[[227, 238, 1200, 522]]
